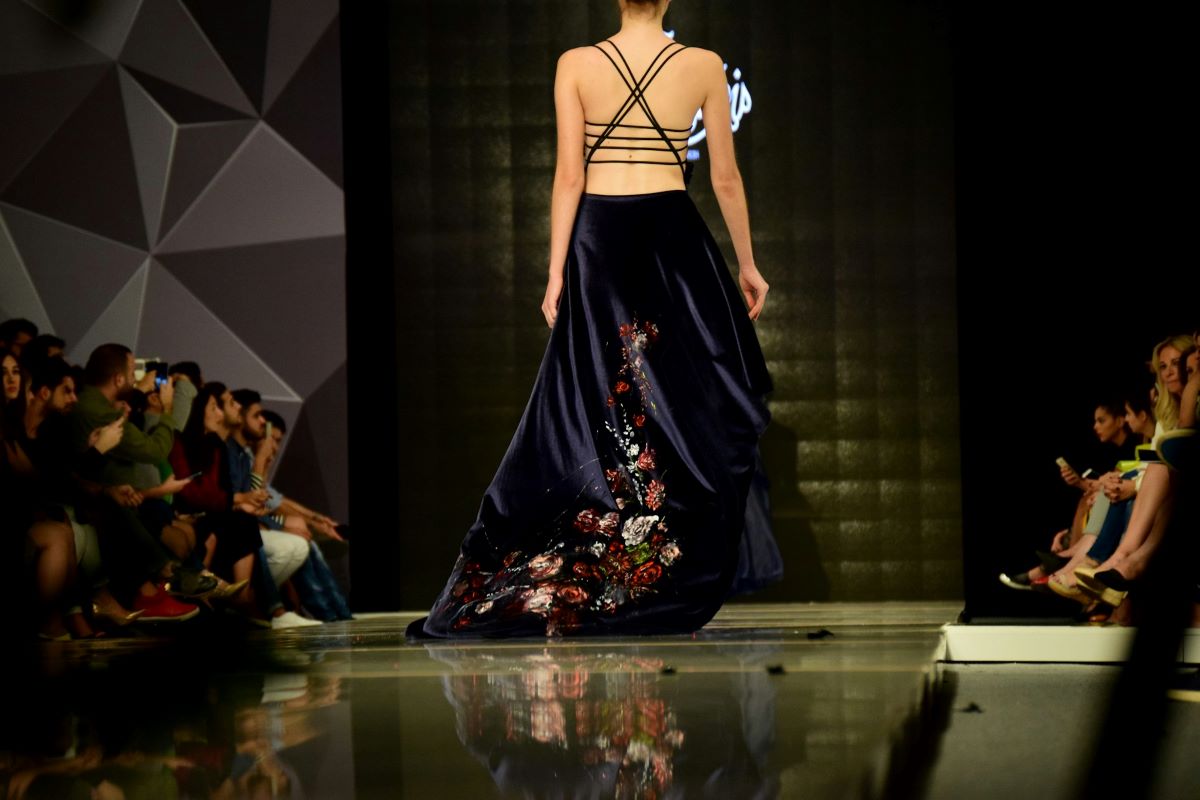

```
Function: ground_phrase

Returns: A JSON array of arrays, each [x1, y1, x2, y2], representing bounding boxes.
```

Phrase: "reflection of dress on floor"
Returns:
[[409, 40, 779, 639]]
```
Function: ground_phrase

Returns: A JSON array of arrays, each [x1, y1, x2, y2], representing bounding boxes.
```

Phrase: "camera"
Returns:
[[134, 358, 170, 387]]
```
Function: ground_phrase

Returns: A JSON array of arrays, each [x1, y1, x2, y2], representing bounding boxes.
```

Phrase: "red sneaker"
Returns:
[[132, 588, 200, 622]]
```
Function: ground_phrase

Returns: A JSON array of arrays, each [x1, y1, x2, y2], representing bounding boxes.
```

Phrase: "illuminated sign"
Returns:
[[666, 29, 753, 162]]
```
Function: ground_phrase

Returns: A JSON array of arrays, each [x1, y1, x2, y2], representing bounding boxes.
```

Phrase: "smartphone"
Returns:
[[265, 421, 273, 438], [1055, 457, 1071, 470], [184, 471, 202, 480]]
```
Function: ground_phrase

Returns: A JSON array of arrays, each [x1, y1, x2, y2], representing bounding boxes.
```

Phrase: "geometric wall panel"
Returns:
[[262, 0, 338, 111], [158, 236, 346, 396], [137, 261, 300, 402], [121, 65, 251, 125], [272, 362, 348, 521], [0, 64, 108, 191], [157, 124, 344, 253], [0, 212, 52, 331], [118, 69, 175, 246], [0, 203, 146, 346], [180, 0, 271, 111], [2, 68, 147, 248], [158, 120, 257, 242], [119, 0, 255, 117], [67, 260, 148, 365], [1, 1, 107, 74], [22, 0, 142, 60], [265, 18, 343, 186]]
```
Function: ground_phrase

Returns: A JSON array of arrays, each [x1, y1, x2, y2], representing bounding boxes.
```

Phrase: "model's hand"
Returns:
[[739, 267, 769, 320], [542, 272, 564, 328]]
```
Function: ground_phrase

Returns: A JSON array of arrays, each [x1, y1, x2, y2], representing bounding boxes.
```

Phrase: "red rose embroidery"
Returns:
[[646, 479, 666, 510], [636, 448, 657, 471], [556, 584, 589, 604], [606, 395, 615, 407], [573, 562, 603, 581], [605, 468, 627, 494], [633, 414, 646, 428], [632, 561, 663, 585], [619, 323, 634, 336], [503, 551, 521, 568], [573, 509, 600, 533], [463, 561, 482, 574], [451, 616, 471, 631], [451, 580, 469, 598], [607, 539, 625, 554], [614, 380, 630, 394]]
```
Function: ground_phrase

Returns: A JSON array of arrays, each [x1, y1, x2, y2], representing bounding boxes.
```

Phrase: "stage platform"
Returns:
[[11, 603, 1200, 799]]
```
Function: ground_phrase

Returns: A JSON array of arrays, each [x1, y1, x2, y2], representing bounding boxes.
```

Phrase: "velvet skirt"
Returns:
[[412, 188, 779, 638]]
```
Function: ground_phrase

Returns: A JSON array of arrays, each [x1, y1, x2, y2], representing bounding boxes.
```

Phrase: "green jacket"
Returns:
[[70, 383, 188, 487]]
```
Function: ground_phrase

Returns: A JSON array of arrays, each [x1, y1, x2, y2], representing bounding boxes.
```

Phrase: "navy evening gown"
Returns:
[[408, 185, 779, 639]]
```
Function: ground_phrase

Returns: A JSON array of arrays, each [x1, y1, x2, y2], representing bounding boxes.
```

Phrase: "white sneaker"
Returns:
[[271, 611, 323, 630]]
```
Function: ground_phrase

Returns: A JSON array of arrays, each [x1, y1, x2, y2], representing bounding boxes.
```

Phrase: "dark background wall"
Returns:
[[954, 6, 1191, 620], [0, 1, 349, 523], [375, 0, 961, 610]]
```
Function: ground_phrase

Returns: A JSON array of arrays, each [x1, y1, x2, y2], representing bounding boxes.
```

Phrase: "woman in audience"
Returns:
[[1070, 335, 1195, 610], [1, 348, 20, 403], [166, 383, 264, 606], [999, 398, 1141, 592], [168, 383, 316, 628]]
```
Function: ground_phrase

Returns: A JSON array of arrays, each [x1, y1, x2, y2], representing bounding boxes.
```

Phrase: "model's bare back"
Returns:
[[574, 38, 710, 196]]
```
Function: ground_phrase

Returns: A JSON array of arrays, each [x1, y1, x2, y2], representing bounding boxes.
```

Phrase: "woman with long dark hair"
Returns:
[[410, 0, 777, 638]]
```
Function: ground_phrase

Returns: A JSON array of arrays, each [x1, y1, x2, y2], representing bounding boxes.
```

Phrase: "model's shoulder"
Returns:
[[686, 47, 723, 66], [557, 46, 593, 65]]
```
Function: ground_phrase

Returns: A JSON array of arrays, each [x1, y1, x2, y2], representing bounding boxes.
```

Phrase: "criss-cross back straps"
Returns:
[[584, 39, 691, 175]]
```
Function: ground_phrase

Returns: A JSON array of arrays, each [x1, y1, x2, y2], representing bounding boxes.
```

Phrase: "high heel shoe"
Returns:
[[209, 579, 250, 601], [92, 602, 145, 627], [1076, 569, 1134, 607], [1048, 574, 1092, 604]]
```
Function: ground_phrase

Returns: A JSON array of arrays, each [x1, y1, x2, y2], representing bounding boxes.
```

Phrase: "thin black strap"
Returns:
[[585, 41, 677, 160], [584, 40, 690, 176], [587, 40, 688, 169], [599, 39, 690, 172]]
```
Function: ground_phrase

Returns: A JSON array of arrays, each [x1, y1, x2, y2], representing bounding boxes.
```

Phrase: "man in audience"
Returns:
[[0, 318, 38, 357], [229, 389, 351, 620], [20, 334, 66, 367], [70, 343, 213, 619]]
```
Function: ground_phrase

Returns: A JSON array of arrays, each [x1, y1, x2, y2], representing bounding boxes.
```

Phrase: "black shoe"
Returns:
[[1095, 569, 1133, 592], [166, 566, 219, 598], [1035, 550, 1070, 573], [998, 572, 1034, 591]]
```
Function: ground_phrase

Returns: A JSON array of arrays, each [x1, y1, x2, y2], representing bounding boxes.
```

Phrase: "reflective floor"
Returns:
[[2, 603, 957, 799]]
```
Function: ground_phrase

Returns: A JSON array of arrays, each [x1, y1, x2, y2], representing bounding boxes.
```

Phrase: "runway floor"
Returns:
[[5, 602, 959, 799]]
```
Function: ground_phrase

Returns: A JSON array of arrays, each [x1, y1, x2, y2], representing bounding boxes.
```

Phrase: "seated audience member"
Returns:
[[229, 390, 351, 621], [999, 398, 1140, 592], [0, 317, 37, 358], [1068, 336, 1194, 610], [9, 357, 142, 637], [69, 344, 210, 621], [168, 383, 317, 630], [2, 347, 22, 404], [20, 333, 65, 367]]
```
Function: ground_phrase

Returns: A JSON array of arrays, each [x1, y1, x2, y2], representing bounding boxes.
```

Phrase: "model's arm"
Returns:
[[701, 51, 769, 319], [543, 49, 586, 327]]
